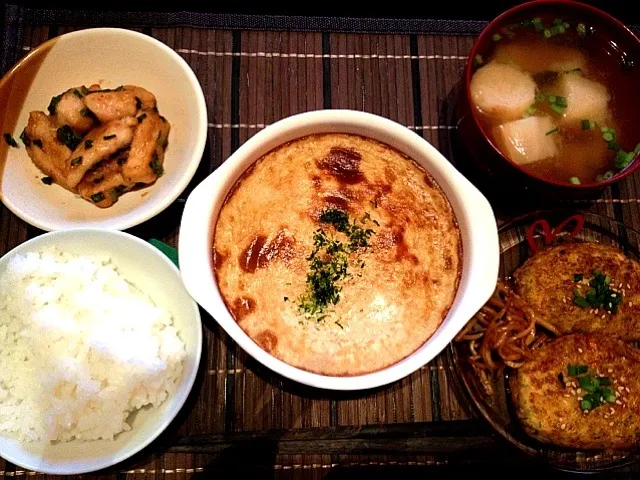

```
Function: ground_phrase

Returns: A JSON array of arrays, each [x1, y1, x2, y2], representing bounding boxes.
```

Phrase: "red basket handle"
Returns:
[[527, 214, 585, 254]]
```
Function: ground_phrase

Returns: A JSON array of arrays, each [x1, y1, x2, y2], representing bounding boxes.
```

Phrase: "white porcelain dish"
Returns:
[[0, 229, 202, 474], [179, 109, 499, 391], [0, 28, 207, 231]]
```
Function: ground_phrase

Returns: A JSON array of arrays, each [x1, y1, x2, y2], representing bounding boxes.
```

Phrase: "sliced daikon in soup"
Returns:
[[492, 40, 587, 74], [470, 63, 536, 121], [552, 73, 611, 125], [494, 116, 558, 166]]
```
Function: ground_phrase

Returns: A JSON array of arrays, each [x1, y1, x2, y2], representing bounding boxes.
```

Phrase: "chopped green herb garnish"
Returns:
[[635, 143, 640, 154], [535, 92, 567, 115], [32, 139, 43, 148], [523, 104, 537, 118], [546, 127, 559, 136], [568, 364, 588, 376], [149, 151, 164, 176], [532, 17, 544, 31], [596, 170, 615, 182], [47, 94, 62, 115], [79, 86, 89, 96], [573, 268, 623, 313], [84, 139, 93, 149], [551, 102, 566, 115], [19, 129, 31, 147], [577, 23, 586, 35], [573, 295, 590, 307], [72, 88, 84, 98], [565, 365, 616, 412], [80, 107, 95, 118], [3, 133, 18, 148], [578, 375, 599, 392], [574, 273, 584, 282], [137, 113, 147, 123], [70, 156, 83, 166], [91, 192, 105, 203], [284, 296, 289, 302], [523, 17, 571, 37], [57, 125, 82, 150], [297, 209, 377, 319], [41, 176, 53, 185], [103, 134, 117, 140], [569, 177, 581, 185], [473, 54, 483, 67], [492, 33, 502, 42], [93, 176, 104, 184], [615, 149, 636, 169], [109, 185, 127, 201], [135, 96, 142, 110], [581, 119, 592, 130], [603, 131, 614, 142]]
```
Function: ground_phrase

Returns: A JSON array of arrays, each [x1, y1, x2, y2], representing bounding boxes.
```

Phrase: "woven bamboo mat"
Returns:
[[2, 4, 640, 478]]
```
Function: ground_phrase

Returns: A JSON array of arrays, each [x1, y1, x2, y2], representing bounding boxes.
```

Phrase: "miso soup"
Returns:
[[470, 15, 640, 184]]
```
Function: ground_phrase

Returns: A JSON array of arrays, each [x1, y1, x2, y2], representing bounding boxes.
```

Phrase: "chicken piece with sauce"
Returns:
[[64, 117, 137, 189], [22, 112, 73, 190], [49, 86, 96, 134], [122, 109, 170, 185], [22, 83, 168, 207], [83, 85, 156, 123], [77, 158, 130, 208]]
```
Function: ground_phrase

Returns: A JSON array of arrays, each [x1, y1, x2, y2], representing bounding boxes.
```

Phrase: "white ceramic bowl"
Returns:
[[179, 110, 499, 391], [0, 229, 202, 474], [0, 28, 207, 231]]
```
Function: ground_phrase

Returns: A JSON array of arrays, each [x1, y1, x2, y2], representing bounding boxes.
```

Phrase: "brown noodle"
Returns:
[[455, 281, 560, 394]]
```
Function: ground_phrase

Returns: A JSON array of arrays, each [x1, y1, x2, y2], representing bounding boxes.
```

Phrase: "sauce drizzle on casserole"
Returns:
[[213, 133, 462, 376]]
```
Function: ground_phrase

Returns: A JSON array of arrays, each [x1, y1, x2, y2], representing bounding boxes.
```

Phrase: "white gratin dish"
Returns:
[[179, 109, 499, 391]]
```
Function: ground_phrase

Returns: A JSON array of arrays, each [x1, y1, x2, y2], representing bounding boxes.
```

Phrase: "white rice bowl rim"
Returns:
[[0, 228, 202, 474]]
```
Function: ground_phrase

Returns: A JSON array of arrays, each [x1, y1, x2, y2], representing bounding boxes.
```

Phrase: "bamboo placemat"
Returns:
[[2, 4, 640, 478]]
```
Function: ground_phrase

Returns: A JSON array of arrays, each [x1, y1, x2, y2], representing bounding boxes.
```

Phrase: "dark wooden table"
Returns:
[[1, 2, 640, 478]]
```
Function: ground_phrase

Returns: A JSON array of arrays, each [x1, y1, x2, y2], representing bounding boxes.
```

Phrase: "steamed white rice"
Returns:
[[0, 247, 186, 442]]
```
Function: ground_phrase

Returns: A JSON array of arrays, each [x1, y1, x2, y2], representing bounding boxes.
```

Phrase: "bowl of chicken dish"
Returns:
[[0, 28, 207, 231]]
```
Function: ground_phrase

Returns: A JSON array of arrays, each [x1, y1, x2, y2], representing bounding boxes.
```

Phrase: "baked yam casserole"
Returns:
[[213, 133, 462, 376]]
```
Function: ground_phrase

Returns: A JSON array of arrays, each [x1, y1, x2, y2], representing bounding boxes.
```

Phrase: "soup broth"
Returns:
[[470, 14, 640, 184]]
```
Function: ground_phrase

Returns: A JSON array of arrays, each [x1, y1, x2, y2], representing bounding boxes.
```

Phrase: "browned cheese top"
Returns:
[[213, 133, 461, 376]]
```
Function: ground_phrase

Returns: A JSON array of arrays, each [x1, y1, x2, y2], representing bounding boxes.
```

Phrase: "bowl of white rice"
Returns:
[[0, 228, 202, 474]]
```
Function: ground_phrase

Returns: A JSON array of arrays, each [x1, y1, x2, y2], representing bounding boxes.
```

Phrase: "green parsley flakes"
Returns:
[[296, 209, 377, 320], [3, 133, 18, 148]]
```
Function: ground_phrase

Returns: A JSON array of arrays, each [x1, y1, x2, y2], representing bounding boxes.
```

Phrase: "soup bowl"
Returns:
[[178, 110, 499, 391], [457, 0, 640, 199]]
